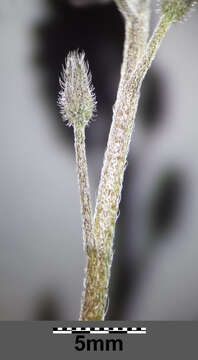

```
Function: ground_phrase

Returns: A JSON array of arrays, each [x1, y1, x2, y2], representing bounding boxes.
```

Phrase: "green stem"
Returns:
[[74, 126, 94, 251], [83, 12, 150, 321], [129, 15, 172, 95], [90, 14, 172, 320]]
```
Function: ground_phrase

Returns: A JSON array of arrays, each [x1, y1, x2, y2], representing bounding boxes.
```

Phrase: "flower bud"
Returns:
[[58, 51, 96, 128], [160, 0, 197, 21]]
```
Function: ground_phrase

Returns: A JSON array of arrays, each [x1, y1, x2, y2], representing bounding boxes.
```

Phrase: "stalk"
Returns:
[[80, 2, 150, 321], [74, 126, 94, 251], [89, 14, 172, 321]]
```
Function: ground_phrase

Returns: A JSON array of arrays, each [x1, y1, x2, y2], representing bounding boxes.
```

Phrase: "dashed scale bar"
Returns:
[[53, 327, 147, 335]]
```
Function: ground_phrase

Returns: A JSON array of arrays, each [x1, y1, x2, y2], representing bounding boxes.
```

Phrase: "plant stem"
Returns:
[[85, 14, 171, 320], [129, 15, 172, 94], [75, 126, 105, 320], [80, 12, 149, 321], [74, 126, 94, 251], [79, 246, 110, 320]]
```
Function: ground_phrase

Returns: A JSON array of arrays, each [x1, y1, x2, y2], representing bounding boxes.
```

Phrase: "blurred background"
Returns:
[[0, 0, 198, 320]]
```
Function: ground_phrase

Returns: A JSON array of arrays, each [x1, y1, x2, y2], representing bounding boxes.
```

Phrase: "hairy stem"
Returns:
[[87, 14, 172, 320], [80, 246, 110, 320], [75, 127, 109, 321], [74, 126, 94, 251], [129, 15, 172, 94], [75, 126, 106, 320], [75, 126, 104, 320], [81, 7, 150, 321]]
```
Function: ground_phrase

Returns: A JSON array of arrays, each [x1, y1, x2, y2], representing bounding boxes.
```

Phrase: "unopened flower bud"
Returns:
[[160, 0, 197, 21], [58, 51, 96, 128]]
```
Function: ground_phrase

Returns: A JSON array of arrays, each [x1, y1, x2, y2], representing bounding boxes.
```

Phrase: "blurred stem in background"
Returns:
[[59, 0, 197, 320]]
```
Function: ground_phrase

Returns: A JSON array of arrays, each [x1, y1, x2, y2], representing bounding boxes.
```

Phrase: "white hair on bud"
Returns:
[[58, 50, 97, 128]]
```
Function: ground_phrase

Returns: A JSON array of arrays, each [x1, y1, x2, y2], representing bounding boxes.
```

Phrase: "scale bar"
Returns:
[[53, 327, 147, 335]]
